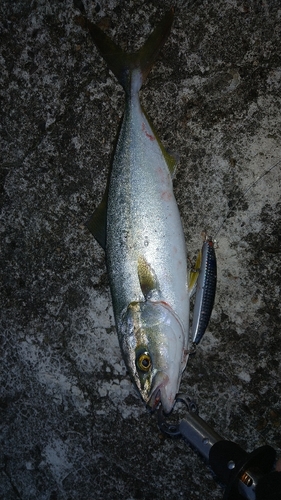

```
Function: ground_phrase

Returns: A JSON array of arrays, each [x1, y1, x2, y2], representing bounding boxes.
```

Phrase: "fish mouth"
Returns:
[[147, 372, 175, 414], [147, 388, 161, 412]]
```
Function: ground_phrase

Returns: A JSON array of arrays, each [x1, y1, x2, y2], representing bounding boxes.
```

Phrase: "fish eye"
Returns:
[[137, 352, 152, 372]]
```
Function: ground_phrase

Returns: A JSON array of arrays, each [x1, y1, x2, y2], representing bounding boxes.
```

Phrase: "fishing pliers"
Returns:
[[158, 395, 280, 500]]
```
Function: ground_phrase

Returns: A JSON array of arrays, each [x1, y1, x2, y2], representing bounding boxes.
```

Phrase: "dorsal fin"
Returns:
[[86, 189, 108, 249]]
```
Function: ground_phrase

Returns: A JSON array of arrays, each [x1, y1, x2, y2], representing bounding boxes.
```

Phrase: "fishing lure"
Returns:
[[190, 236, 217, 346]]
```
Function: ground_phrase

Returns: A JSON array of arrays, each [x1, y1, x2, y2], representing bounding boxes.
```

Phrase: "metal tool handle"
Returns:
[[158, 397, 277, 500], [177, 410, 276, 500], [178, 412, 221, 461]]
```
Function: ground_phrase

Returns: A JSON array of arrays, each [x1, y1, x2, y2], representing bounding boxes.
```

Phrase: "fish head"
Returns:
[[119, 300, 188, 414]]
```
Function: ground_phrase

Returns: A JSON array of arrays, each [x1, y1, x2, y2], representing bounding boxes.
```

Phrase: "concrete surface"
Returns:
[[1, 1, 281, 499]]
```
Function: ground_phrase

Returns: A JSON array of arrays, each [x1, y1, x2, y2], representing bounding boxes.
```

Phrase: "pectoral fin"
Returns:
[[138, 256, 159, 299]]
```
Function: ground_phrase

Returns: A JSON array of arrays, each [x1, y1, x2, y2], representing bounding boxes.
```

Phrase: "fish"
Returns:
[[84, 8, 190, 413]]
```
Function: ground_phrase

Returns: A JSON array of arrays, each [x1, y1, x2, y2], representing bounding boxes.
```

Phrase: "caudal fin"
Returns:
[[83, 8, 174, 95]]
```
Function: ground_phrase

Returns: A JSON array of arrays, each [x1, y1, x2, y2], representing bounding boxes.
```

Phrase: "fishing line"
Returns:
[[212, 157, 281, 241], [189, 156, 280, 346]]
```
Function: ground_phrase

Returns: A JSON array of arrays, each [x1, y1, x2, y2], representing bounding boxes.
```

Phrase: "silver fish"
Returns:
[[86, 8, 190, 413]]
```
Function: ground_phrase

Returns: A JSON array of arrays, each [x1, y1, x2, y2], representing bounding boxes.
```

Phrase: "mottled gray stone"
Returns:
[[1, 1, 281, 499]]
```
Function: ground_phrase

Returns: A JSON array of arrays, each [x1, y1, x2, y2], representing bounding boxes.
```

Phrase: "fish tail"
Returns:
[[85, 8, 174, 95]]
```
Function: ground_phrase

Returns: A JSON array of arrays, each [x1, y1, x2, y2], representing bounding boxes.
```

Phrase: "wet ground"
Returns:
[[1, 1, 281, 499]]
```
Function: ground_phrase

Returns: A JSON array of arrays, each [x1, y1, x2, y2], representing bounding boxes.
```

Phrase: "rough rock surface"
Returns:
[[1, 1, 281, 499]]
